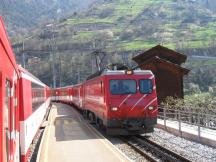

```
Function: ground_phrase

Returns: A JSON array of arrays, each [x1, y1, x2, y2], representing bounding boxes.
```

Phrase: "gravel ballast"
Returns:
[[108, 128, 216, 162]]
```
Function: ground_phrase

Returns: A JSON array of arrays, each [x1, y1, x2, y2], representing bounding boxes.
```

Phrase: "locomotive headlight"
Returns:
[[148, 106, 154, 110], [126, 70, 133, 75], [111, 107, 118, 111]]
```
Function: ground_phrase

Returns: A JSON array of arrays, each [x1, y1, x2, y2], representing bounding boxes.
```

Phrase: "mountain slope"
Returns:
[[195, 0, 216, 12], [44, 0, 216, 50], [0, 0, 95, 35], [13, 0, 216, 86]]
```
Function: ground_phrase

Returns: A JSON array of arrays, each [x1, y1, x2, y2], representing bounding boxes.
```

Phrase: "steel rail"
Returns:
[[120, 137, 158, 162], [121, 135, 192, 162], [136, 135, 192, 162]]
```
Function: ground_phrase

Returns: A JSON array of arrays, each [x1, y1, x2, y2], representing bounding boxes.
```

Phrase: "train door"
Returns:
[[4, 80, 10, 162], [4, 79, 19, 162], [13, 83, 19, 162]]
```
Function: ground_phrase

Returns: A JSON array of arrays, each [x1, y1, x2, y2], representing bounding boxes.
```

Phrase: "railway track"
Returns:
[[121, 135, 192, 162]]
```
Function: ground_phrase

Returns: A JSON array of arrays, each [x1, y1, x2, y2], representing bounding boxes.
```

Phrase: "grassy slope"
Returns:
[[12, 0, 216, 87], [58, 0, 216, 51]]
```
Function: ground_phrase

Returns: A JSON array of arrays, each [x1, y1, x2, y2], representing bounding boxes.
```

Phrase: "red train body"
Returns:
[[0, 17, 50, 162], [18, 67, 50, 162], [54, 69, 158, 135], [0, 17, 20, 162]]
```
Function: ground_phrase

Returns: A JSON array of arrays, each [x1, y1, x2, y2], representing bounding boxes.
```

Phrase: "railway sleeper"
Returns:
[[132, 137, 191, 162]]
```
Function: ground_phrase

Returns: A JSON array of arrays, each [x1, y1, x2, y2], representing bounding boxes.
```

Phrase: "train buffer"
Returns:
[[37, 103, 130, 162]]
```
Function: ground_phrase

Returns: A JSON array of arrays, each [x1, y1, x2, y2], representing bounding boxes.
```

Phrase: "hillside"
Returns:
[[12, 0, 216, 88], [0, 0, 95, 35], [62, 0, 216, 50], [16, 0, 216, 51], [195, 0, 216, 13]]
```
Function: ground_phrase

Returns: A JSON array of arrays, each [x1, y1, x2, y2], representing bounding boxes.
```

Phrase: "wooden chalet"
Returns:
[[133, 45, 190, 103]]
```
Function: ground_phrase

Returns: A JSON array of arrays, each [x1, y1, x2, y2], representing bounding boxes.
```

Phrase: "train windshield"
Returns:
[[139, 79, 153, 94], [110, 80, 136, 95]]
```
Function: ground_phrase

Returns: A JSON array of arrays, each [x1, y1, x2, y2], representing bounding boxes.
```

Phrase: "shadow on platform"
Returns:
[[54, 115, 103, 141]]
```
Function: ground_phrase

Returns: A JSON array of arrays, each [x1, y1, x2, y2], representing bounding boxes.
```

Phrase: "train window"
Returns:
[[110, 80, 136, 95], [139, 79, 153, 94], [32, 83, 45, 112], [4, 80, 10, 162]]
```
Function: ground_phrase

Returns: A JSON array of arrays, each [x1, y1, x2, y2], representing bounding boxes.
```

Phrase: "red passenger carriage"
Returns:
[[0, 17, 20, 162], [0, 16, 50, 162], [18, 67, 50, 162], [71, 84, 83, 108]]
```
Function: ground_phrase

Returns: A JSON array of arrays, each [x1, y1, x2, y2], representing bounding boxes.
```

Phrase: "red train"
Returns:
[[53, 69, 158, 135], [0, 17, 50, 162]]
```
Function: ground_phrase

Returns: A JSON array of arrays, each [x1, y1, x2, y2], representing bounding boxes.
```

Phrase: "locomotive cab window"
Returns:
[[110, 80, 136, 95], [139, 79, 153, 94]]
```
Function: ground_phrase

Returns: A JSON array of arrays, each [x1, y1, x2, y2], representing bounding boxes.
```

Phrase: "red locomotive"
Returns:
[[0, 17, 50, 162], [54, 69, 158, 135]]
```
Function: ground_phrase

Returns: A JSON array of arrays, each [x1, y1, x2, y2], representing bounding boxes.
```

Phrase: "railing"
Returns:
[[158, 106, 216, 139]]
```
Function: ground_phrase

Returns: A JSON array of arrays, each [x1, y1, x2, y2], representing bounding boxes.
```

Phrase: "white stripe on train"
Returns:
[[118, 94, 132, 108], [142, 98, 157, 111], [128, 85, 157, 112], [129, 94, 147, 112], [20, 72, 46, 87], [119, 76, 156, 110], [20, 99, 50, 155]]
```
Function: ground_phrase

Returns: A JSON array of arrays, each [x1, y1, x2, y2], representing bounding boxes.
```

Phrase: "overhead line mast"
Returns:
[[90, 50, 107, 72]]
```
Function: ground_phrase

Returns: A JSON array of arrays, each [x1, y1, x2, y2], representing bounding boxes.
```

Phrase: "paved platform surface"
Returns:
[[38, 103, 130, 162]]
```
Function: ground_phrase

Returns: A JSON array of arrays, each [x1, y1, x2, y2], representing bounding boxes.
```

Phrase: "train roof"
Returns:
[[101, 69, 153, 75], [55, 85, 74, 89], [18, 66, 47, 87], [0, 16, 19, 75], [87, 69, 153, 80]]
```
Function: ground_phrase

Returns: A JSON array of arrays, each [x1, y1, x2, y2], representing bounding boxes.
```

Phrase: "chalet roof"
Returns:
[[135, 56, 190, 75], [133, 45, 187, 65]]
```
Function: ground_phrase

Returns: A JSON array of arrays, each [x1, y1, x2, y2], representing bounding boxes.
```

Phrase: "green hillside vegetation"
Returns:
[[0, 0, 95, 35], [57, 0, 216, 50], [12, 0, 216, 90], [186, 59, 216, 68]]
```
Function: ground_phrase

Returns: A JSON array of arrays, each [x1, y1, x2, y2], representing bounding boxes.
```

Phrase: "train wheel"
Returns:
[[96, 118, 104, 130], [88, 112, 95, 124], [83, 110, 88, 119]]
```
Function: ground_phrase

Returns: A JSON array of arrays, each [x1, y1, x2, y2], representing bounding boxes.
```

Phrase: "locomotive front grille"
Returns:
[[122, 119, 143, 130]]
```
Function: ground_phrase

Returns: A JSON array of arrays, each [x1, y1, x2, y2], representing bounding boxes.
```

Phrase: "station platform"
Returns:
[[37, 103, 130, 162], [157, 118, 216, 147]]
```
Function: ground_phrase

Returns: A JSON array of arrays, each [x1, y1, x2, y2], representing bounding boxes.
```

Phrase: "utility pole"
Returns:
[[22, 41, 26, 68], [90, 50, 106, 72], [46, 23, 56, 88], [77, 66, 80, 83], [59, 56, 62, 87], [21, 36, 33, 69], [91, 58, 94, 74]]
